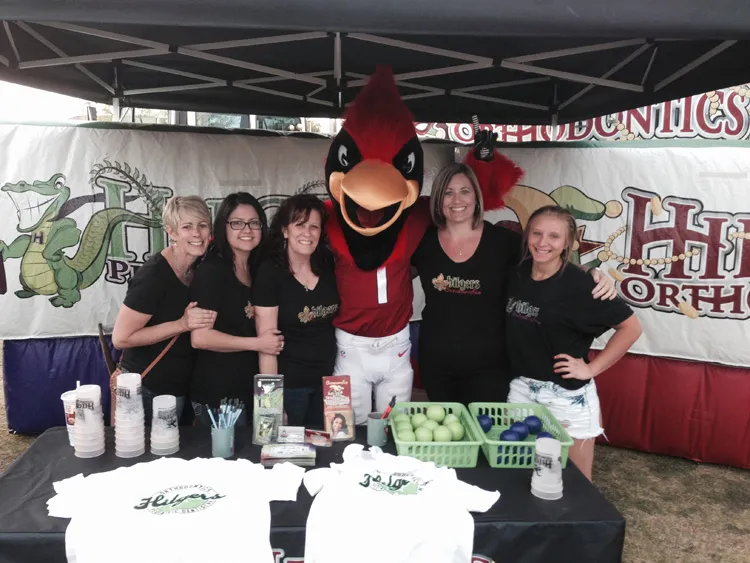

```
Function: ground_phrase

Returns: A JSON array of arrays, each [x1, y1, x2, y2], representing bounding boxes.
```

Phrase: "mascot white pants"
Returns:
[[334, 326, 413, 425]]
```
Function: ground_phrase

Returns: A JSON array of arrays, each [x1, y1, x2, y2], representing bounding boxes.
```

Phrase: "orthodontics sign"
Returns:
[[418, 86, 750, 143], [0, 123, 748, 368]]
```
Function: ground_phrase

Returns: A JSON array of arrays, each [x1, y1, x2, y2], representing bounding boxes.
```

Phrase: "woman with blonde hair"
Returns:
[[112, 195, 217, 422], [505, 205, 642, 480], [412, 163, 616, 405]]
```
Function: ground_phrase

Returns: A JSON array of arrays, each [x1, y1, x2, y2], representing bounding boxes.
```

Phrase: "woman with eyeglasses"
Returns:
[[253, 195, 339, 427], [189, 192, 284, 426]]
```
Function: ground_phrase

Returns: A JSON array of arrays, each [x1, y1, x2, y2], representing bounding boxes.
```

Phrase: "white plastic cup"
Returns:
[[75, 384, 102, 403], [151, 395, 178, 435], [61, 391, 77, 446], [531, 437, 563, 500]]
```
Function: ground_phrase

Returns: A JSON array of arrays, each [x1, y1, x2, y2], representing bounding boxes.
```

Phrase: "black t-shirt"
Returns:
[[412, 221, 521, 372], [253, 259, 340, 388], [189, 254, 259, 407], [505, 259, 634, 390], [119, 253, 193, 396]]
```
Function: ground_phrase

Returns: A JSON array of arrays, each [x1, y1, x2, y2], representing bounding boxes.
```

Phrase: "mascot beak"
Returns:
[[330, 160, 420, 236]]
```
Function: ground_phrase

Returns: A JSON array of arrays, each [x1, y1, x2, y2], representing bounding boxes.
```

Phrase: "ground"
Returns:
[[0, 343, 748, 561]]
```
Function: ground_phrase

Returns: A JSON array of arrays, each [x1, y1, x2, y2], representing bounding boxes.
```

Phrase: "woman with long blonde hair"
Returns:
[[505, 205, 642, 480]]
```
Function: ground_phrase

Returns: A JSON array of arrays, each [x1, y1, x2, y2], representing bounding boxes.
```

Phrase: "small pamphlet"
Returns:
[[277, 426, 305, 444], [260, 444, 317, 468], [322, 375, 355, 442], [304, 429, 332, 447], [253, 374, 284, 445]]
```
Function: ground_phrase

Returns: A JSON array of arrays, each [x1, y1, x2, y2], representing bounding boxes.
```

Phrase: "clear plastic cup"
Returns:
[[530, 437, 563, 500]]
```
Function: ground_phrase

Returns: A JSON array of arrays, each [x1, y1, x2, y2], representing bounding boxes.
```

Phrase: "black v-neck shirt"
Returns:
[[120, 253, 193, 396], [412, 221, 521, 372], [253, 259, 340, 388], [189, 254, 258, 407]]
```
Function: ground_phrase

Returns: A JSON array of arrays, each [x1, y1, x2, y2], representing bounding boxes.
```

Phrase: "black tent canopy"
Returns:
[[1, 1, 750, 124]]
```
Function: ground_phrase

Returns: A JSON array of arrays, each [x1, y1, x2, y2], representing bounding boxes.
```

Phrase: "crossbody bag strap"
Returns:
[[141, 335, 179, 378]]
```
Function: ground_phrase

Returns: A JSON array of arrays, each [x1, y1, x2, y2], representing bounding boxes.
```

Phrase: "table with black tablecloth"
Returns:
[[0, 427, 624, 563]]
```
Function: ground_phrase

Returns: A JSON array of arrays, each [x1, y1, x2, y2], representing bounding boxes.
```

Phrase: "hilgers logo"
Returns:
[[133, 484, 225, 515], [609, 188, 750, 320]]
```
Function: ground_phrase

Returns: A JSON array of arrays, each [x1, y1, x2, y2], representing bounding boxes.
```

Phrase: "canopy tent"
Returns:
[[1, 1, 750, 124]]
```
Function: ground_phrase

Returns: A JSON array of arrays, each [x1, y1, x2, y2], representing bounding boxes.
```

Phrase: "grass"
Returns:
[[1, 341, 748, 561]]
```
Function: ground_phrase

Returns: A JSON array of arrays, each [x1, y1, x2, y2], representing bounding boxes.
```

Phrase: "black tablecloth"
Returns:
[[0, 427, 624, 563]]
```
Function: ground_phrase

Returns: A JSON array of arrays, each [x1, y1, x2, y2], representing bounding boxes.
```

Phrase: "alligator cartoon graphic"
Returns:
[[0, 173, 161, 308]]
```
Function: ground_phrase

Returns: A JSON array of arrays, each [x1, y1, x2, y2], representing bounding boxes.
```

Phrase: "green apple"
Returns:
[[399, 430, 416, 442], [396, 422, 413, 434], [447, 422, 465, 441], [411, 413, 428, 428], [442, 413, 459, 427], [421, 419, 439, 431], [433, 426, 453, 442], [426, 405, 446, 423], [393, 413, 410, 425], [414, 427, 433, 442]]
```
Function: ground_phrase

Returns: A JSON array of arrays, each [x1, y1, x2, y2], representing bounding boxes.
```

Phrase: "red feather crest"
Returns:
[[463, 149, 524, 211], [342, 65, 416, 162]]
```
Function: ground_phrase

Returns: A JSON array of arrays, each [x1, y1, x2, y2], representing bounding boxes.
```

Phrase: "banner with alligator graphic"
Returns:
[[1, 124, 749, 367], [0, 124, 451, 340]]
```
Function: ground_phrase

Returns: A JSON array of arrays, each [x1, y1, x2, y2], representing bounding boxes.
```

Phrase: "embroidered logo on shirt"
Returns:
[[245, 301, 255, 319], [133, 484, 225, 515], [506, 297, 540, 323], [298, 304, 339, 323], [431, 273, 481, 294], [358, 470, 430, 495]]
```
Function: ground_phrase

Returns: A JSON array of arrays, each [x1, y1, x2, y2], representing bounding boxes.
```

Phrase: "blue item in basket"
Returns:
[[499, 429, 521, 442], [509, 421, 529, 440], [477, 414, 493, 433], [524, 415, 543, 434], [537, 431, 554, 439]]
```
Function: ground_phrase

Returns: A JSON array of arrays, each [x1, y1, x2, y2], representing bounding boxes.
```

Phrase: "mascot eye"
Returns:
[[402, 152, 416, 174], [338, 145, 349, 167]]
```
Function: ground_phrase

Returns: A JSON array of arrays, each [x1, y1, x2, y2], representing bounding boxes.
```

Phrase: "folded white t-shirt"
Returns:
[[47, 457, 304, 563], [303, 444, 499, 563]]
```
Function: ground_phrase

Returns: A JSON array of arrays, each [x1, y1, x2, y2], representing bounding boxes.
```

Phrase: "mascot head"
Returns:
[[325, 66, 423, 270]]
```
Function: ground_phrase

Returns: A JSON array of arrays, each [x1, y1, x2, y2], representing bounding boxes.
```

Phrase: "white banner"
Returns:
[[457, 145, 750, 368], [0, 124, 452, 340], [1, 124, 749, 368]]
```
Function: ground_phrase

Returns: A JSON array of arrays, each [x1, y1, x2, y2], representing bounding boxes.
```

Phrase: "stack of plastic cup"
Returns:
[[114, 372, 146, 458], [74, 384, 106, 458], [530, 437, 564, 500], [150, 395, 179, 456], [60, 390, 77, 447]]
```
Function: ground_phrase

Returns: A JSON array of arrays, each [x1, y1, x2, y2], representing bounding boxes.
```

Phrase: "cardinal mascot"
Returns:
[[324, 66, 523, 425]]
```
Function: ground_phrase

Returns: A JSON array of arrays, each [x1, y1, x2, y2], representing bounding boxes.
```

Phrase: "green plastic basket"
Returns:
[[468, 403, 574, 469], [388, 402, 482, 468]]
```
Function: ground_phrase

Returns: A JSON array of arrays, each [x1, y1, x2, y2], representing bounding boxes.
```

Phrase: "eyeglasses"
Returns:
[[228, 219, 263, 231]]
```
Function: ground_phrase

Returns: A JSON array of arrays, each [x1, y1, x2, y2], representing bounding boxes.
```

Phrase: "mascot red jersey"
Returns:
[[324, 66, 522, 424]]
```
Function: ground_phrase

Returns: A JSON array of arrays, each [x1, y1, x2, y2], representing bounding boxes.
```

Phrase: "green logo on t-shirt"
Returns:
[[358, 471, 430, 495], [133, 484, 225, 515]]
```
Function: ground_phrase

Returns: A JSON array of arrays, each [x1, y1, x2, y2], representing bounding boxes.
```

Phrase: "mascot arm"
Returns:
[[463, 149, 524, 212]]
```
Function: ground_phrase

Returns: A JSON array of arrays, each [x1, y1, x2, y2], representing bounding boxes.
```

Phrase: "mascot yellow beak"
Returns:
[[329, 160, 420, 236]]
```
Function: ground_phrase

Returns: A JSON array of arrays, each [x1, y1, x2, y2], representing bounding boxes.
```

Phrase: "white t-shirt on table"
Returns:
[[303, 444, 499, 563], [47, 457, 304, 563]]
